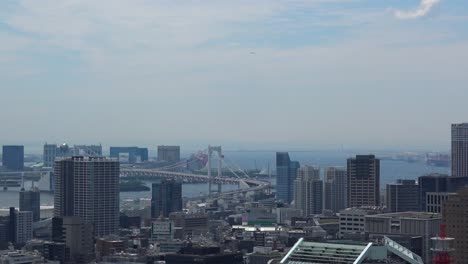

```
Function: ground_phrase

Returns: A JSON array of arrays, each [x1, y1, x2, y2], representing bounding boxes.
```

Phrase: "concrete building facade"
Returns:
[[386, 179, 420, 213], [293, 166, 323, 216], [157, 146, 180, 162], [442, 187, 468, 264], [54, 156, 120, 236], [324, 167, 347, 213], [347, 155, 380, 207]]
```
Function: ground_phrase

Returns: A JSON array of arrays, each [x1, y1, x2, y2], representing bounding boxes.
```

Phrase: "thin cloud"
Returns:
[[395, 0, 441, 19]]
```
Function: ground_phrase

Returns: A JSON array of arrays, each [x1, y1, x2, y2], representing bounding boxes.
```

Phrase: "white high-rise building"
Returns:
[[294, 166, 323, 216], [15, 211, 33, 244], [324, 167, 347, 213], [54, 156, 120, 236]]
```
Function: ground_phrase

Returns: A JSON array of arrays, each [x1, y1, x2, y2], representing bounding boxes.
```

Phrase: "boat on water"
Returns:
[[426, 153, 450, 167]]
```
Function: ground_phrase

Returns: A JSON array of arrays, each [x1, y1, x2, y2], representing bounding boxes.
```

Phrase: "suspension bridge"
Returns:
[[121, 145, 272, 198]]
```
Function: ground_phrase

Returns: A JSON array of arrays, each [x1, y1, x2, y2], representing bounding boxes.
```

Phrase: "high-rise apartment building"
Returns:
[[386, 179, 419, 213], [293, 166, 323, 216], [19, 187, 40, 222], [10, 209, 32, 245], [157, 146, 180, 162], [151, 179, 183, 218], [442, 187, 468, 264], [2, 145, 24, 171], [276, 152, 300, 204], [452, 123, 468, 177], [54, 156, 120, 236], [347, 155, 380, 207], [324, 167, 347, 213]]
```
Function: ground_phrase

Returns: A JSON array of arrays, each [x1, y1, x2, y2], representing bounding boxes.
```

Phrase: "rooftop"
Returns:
[[369, 211, 441, 220]]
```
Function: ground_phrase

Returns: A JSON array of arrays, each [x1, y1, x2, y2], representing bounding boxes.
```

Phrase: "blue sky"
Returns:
[[1, 0, 468, 151]]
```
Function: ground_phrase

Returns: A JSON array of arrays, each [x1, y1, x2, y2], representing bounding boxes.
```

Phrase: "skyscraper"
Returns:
[[151, 179, 183, 218], [19, 187, 40, 222], [442, 186, 468, 263], [2, 145, 24, 171], [452, 123, 468, 177], [293, 166, 323, 216], [276, 152, 300, 204], [324, 167, 347, 213], [157, 146, 180, 162], [54, 156, 120, 236], [347, 155, 380, 207], [386, 179, 419, 213]]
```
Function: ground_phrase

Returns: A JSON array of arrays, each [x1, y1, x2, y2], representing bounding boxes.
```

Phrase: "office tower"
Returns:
[[52, 216, 95, 263], [151, 179, 183, 218], [276, 152, 300, 204], [2, 145, 24, 171], [324, 167, 347, 213], [19, 187, 40, 222], [426, 192, 457, 213], [386, 179, 419, 213], [54, 156, 120, 236], [157, 145, 180, 162], [151, 218, 175, 241], [418, 173, 468, 211], [347, 155, 380, 207], [452, 123, 468, 177], [110, 147, 149, 163], [442, 187, 468, 263], [293, 166, 323, 216]]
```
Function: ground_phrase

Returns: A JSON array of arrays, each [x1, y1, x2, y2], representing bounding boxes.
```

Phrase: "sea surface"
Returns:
[[0, 151, 449, 208]]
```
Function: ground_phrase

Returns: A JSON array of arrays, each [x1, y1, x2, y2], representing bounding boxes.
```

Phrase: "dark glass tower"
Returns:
[[19, 188, 41, 222], [151, 179, 183, 218], [2, 145, 24, 171], [347, 155, 380, 207], [276, 152, 300, 204]]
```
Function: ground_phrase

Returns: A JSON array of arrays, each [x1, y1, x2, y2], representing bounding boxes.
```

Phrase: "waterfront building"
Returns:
[[293, 166, 323, 216], [110, 146, 148, 163], [43, 143, 102, 167], [452, 123, 468, 177], [324, 167, 347, 213], [19, 187, 40, 222], [2, 145, 24, 171], [54, 156, 120, 236], [151, 179, 182, 218], [157, 145, 180, 162], [386, 179, 419, 213], [347, 155, 380, 207], [276, 152, 300, 204]]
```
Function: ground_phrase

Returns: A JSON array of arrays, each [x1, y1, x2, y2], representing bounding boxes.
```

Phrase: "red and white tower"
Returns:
[[431, 224, 455, 264]]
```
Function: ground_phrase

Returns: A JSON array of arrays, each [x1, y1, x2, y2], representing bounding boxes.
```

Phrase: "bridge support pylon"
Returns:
[[208, 145, 223, 197]]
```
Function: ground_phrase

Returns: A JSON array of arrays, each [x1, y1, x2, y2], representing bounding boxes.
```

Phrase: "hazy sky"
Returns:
[[1, 0, 467, 151]]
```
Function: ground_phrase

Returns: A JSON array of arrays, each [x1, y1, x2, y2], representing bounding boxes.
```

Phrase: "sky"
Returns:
[[1, 0, 468, 152]]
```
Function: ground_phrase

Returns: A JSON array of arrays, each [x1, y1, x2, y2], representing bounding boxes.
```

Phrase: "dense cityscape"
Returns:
[[0, 123, 465, 263], [2, 0, 468, 263]]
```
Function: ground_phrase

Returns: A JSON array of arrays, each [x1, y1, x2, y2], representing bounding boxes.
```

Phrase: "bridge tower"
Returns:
[[207, 145, 223, 196]]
